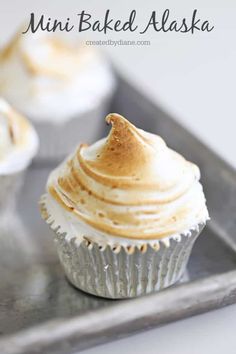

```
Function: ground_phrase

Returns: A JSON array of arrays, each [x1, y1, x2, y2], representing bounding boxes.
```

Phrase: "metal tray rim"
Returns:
[[1, 269, 236, 354]]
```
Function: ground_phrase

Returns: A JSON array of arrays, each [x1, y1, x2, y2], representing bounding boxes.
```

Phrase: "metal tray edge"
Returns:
[[1, 269, 236, 354]]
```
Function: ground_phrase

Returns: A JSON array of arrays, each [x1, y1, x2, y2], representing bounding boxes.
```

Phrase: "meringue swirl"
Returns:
[[0, 98, 38, 174], [47, 114, 208, 240], [0, 30, 115, 122]]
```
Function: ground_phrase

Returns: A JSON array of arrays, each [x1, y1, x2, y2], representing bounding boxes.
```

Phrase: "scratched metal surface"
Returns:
[[0, 74, 236, 354]]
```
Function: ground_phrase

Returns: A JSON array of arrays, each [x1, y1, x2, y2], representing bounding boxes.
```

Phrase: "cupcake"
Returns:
[[40, 113, 209, 298], [0, 30, 115, 159], [0, 98, 38, 217]]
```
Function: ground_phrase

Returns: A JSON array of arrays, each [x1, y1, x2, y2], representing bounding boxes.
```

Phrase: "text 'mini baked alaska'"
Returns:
[[40, 113, 209, 298]]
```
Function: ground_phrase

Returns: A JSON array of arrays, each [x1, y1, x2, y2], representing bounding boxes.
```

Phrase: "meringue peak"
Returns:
[[102, 113, 151, 175], [80, 113, 168, 185], [47, 113, 208, 240], [105, 113, 155, 151]]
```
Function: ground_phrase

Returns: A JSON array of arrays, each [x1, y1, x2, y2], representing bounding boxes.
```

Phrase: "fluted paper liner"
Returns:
[[40, 198, 205, 299]]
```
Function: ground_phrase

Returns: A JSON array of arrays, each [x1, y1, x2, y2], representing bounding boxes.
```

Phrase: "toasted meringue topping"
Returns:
[[0, 30, 115, 122], [0, 98, 38, 174], [46, 114, 209, 240], [0, 30, 96, 78]]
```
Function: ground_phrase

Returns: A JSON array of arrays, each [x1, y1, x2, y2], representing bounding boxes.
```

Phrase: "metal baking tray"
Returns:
[[0, 73, 236, 354]]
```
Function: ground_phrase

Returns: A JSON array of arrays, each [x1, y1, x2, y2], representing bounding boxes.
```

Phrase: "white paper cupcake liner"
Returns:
[[55, 226, 203, 299], [40, 200, 205, 299], [35, 96, 113, 160]]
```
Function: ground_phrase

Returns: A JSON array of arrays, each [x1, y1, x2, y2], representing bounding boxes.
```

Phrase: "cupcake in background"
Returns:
[[0, 30, 115, 159], [40, 113, 209, 299], [0, 98, 38, 218]]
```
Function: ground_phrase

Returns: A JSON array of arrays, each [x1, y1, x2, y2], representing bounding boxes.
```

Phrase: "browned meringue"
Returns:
[[0, 98, 38, 173], [0, 30, 115, 123], [46, 113, 209, 240], [0, 31, 93, 79]]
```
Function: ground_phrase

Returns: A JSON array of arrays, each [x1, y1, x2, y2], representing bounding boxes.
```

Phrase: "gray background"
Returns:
[[0, 1, 236, 353]]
